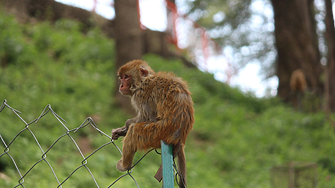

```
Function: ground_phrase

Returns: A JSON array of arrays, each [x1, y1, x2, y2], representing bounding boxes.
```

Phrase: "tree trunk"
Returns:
[[114, 0, 143, 114], [271, 0, 323, 103], [324, 0, 335, 112]]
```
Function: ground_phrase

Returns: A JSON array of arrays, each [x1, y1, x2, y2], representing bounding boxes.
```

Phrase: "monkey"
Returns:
[[290, 69, 307, 110], [112, 60, 194, 188], [290, 69, 307, 92]]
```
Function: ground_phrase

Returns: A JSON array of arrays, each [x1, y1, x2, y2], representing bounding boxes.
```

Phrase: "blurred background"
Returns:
[[0, 0, 335, 187]]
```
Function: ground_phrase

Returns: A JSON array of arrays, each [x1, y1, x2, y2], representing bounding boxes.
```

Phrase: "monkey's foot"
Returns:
[[116, 159, 131, 172]]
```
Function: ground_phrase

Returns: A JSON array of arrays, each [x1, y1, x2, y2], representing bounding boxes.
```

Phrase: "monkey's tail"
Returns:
[[176, 146, 187, 188]]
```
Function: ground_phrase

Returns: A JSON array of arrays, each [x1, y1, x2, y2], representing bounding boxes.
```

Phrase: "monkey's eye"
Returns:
[[124, 75, 130, 79]]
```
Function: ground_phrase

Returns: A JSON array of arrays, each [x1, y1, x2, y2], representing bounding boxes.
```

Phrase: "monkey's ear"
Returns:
[[140, 68, 149, 77]]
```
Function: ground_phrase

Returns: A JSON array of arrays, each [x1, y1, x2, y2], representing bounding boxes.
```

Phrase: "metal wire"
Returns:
[[0, 99, 161, 188]]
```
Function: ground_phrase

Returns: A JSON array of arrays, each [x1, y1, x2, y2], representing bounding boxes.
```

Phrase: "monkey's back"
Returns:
[[133, 71, 194, 145]]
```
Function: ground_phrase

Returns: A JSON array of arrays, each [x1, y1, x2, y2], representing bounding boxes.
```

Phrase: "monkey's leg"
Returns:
[[116, 122, 171, 171], [116, 126, 137, 171]]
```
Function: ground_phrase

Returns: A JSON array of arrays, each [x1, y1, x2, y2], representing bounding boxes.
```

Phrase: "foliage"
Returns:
[[1, 13, 335, 188], [184, 0, 276, 76]]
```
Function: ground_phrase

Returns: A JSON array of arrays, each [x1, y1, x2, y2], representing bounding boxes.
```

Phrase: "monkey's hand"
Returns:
[[111, 127, 127, 140]]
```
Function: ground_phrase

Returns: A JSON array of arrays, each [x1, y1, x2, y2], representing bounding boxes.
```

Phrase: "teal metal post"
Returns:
[[161, 140, 174, 188]]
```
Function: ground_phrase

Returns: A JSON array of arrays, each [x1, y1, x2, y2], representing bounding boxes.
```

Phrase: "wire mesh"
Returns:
[[0, 99, 158, 188]]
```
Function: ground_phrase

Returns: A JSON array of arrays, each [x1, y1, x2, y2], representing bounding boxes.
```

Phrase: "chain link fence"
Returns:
[[0, 99, 161, 188]]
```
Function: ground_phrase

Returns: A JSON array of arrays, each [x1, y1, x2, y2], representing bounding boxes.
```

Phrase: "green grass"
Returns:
[[1, 13, 335, 187]]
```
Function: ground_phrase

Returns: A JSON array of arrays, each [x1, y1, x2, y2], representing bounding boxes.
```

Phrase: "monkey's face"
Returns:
[[117, 60, 155, 96], [118, 74, 133, 96]]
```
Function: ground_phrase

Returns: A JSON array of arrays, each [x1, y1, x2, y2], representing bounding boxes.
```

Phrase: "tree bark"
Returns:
[[114, 0, 143, 114], [271, 0, 323, 103], [324, 0, 335, 112], [114, 0, 143, 68]]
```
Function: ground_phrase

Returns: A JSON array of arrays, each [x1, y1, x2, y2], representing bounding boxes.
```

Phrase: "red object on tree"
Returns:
[[137, 0, 146, 29], [165, 0, 178, 46], [201, 30, 209, 65], [92, 0, 97, 12]]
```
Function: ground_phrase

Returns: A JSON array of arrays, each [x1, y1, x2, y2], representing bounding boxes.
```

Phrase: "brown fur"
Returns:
[[290, 69, 307, 92], [290, 69, 307, 110], [112, 60, 194, 187]]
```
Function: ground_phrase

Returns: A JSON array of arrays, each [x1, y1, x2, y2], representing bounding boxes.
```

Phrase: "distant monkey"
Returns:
[[290, 69, 307, 92], [290, 69, 307, 109], [112, 60, 194, 187]]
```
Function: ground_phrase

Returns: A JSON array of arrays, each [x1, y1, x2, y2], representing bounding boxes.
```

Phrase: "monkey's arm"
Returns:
[[112, 117, 138, 140]]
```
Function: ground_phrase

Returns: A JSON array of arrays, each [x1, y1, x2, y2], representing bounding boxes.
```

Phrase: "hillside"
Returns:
[[1, 13, 335, 188]]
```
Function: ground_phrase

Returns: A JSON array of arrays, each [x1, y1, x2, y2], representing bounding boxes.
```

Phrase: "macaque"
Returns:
[[112, 60, 194, 187], [290, 69, 307, 109], [290, 69, 307, 92]]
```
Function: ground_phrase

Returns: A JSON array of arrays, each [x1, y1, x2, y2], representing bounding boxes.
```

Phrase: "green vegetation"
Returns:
[[1, 13, 335, 188]]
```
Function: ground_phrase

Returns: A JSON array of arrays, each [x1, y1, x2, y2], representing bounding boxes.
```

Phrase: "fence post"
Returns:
[[161, 140, 174, 188]]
